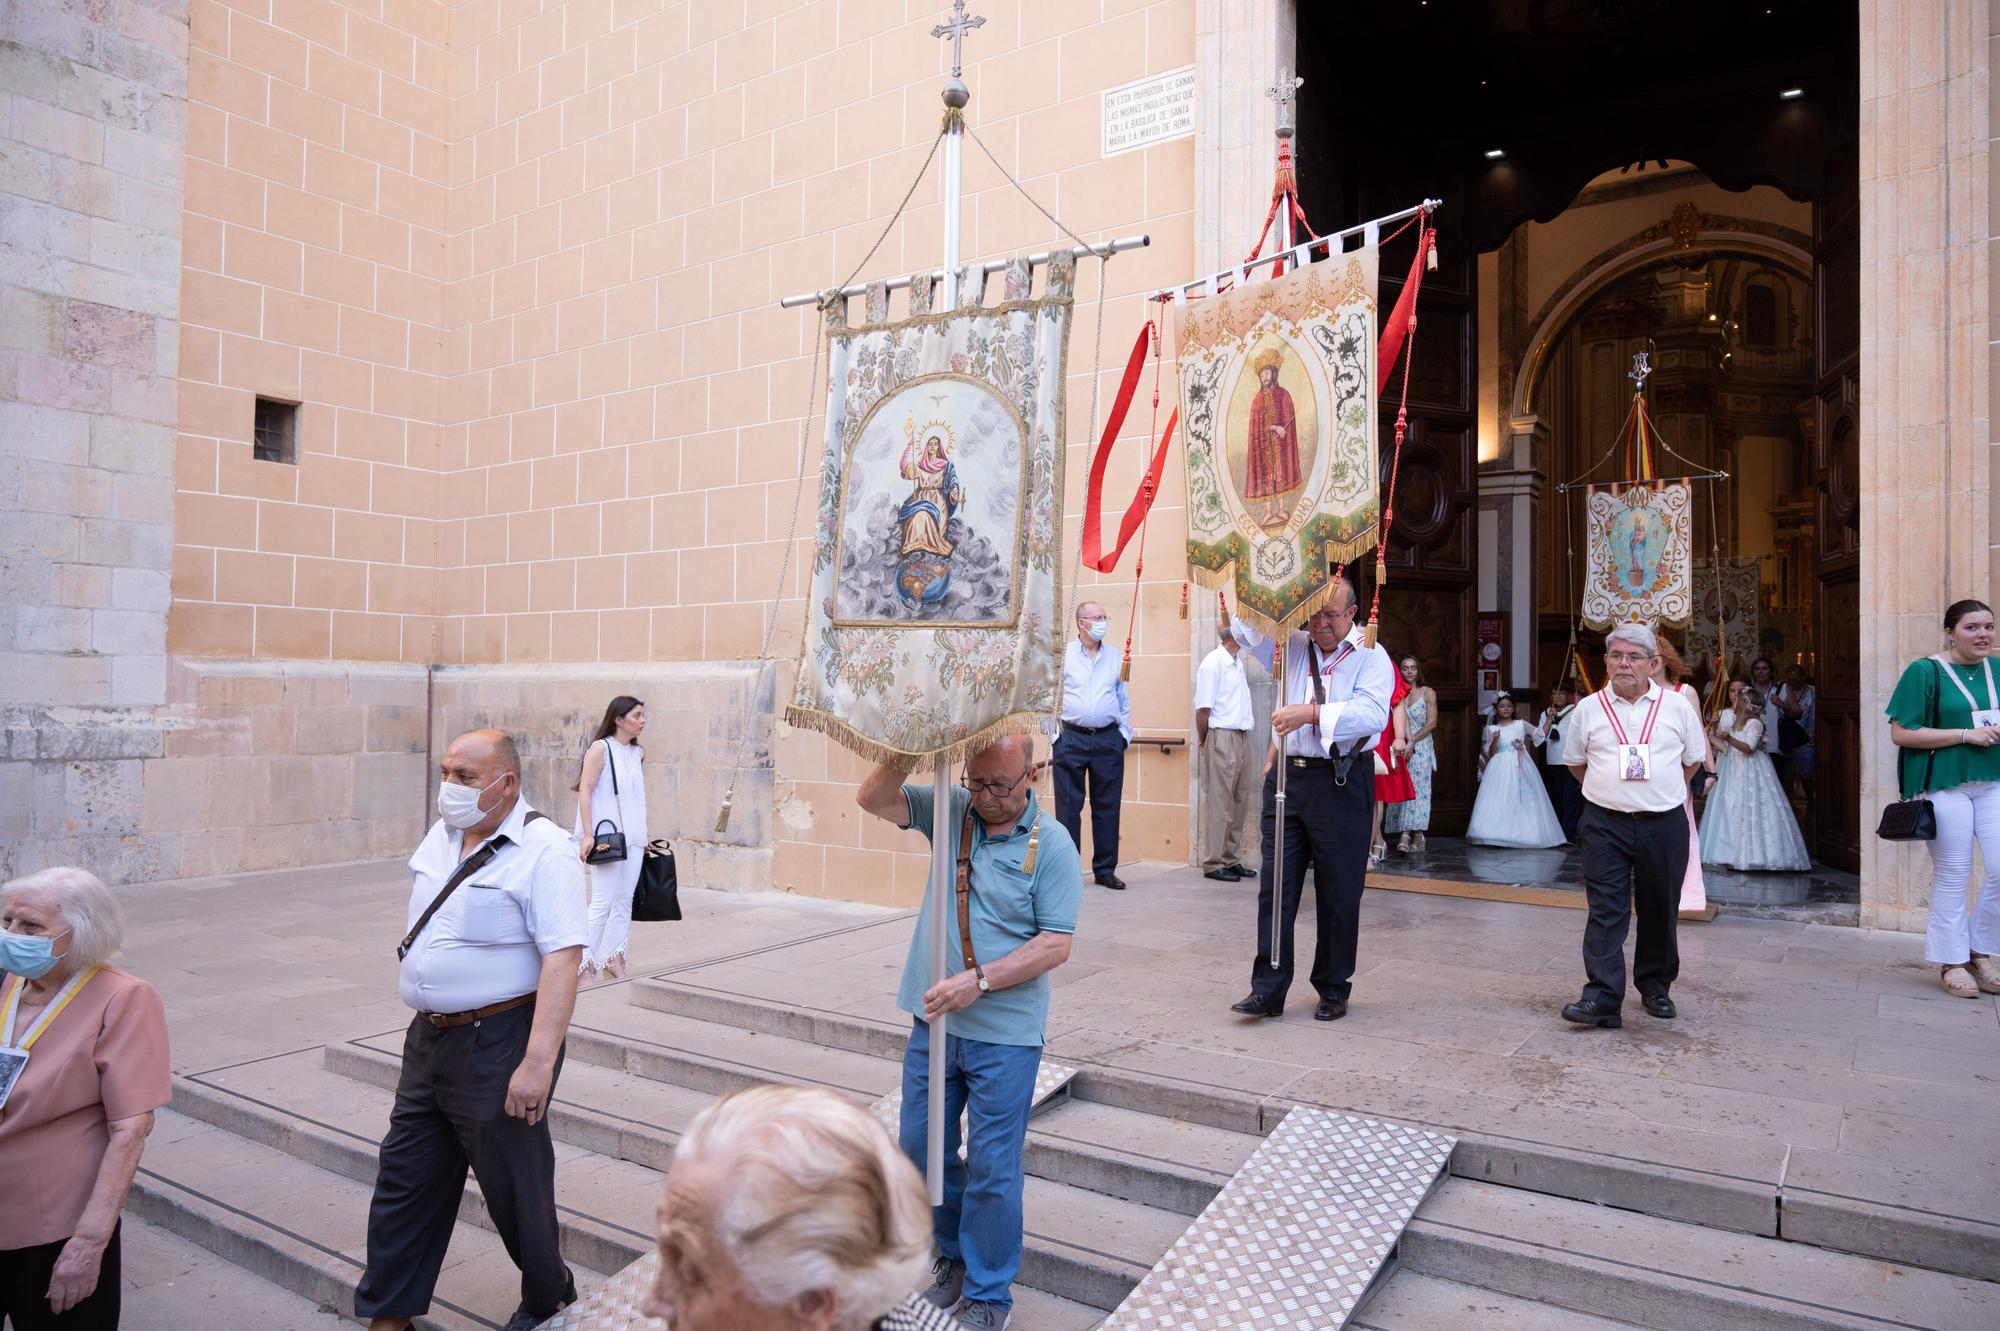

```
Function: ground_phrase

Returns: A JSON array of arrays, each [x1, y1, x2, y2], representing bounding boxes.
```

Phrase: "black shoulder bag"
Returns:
[[631, 838, 681, 922], [1877, 661, 1941, 842], [585, 739, 629, 864], [397, 810, 548, 959]]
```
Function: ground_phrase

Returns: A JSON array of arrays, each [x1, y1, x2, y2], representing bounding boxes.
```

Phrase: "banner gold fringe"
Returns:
[[783, 704, 1053, 772], [1186, 523, 1378, 640]]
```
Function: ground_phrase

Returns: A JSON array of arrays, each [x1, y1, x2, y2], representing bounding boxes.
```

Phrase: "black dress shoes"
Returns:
[[1314, 997, 1347, 1021], [1230, 994, 1283, 1018], [1224, 863, 1254, 879], [1095, 873, 1127, 890], [1561, 999, 1622, 1028], [1641, 993, 1676, 1019], [1203, 868, 1236, 882]]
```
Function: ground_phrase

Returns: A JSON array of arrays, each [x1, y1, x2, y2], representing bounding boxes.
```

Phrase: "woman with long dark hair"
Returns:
[[1888, 599, 2000, 998], [574, 695, 647, 980]]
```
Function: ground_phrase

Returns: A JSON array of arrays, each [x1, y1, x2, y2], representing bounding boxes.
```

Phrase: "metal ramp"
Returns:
[[1099, 1107, 1455, 1330], [870, 1057, 1081, 1138]]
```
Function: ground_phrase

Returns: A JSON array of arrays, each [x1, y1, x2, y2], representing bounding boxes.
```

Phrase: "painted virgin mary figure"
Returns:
[[898, 431, 961, 559], [1243, 347, 1301, 528]]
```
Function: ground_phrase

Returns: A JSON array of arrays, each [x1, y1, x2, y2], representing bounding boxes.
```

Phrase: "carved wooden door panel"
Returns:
[[1812, 166, 1861, 873], [1373, 246, 1479, 835]]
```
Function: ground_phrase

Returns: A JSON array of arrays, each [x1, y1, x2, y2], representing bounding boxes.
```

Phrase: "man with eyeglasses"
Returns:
[[1560, 622, 1706, 1029], [856, 736, 1082, 1329]]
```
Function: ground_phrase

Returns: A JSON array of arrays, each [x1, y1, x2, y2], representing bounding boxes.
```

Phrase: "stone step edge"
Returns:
[[169, 1074, 649, 1279], [127, 1157, 493, 1331], [628, 971, 1888, 1247], [1398, 1199, 1983, 1331], [323, 1043, 1149, 1312]]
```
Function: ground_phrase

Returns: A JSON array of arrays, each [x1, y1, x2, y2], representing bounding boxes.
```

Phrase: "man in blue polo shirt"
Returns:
[[857, 735, 1082, 1331]]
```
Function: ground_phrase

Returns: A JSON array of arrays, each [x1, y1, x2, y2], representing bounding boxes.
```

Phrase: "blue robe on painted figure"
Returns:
[[896, 434, 961, 611]]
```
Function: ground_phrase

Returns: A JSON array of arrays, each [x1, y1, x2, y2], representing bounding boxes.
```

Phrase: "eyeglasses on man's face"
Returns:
[[962, 766, 1031, 798], [1605, 650, 1652, 664]]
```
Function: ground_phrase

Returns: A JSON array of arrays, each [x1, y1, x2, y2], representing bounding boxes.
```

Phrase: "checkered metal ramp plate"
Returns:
[[536, 1251, 663, 1330], [870, 1057, 1079, 1138], [1099, 1106, 1455, 1330]]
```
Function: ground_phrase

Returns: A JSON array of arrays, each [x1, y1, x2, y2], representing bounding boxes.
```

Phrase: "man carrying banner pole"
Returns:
[[1226, 577, 1395, 1021]]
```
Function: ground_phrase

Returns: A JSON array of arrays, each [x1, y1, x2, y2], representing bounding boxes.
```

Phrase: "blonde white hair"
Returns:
[[1604, 622, 1658, 657], [1, 867, 126, 971], [673, 1085, 930, 1330]]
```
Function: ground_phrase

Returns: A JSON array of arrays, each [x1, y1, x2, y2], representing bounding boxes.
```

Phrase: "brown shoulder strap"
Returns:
[[954, 805, 978, 971]]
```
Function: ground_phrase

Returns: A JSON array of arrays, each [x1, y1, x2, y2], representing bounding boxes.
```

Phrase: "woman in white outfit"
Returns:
[[1465, 694, 1567, 848], [1653, 640, 1711, 913], [1699, 679, 1810, 871], [574, 695, 647, 979]]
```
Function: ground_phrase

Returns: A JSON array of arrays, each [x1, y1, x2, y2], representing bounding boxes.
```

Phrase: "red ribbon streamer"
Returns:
[[1081, 323, 1177, 574], [1376, 225, 1432, 395]]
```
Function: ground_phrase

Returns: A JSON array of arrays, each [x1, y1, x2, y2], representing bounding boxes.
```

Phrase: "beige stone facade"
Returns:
[[0, 0, 1990, 931]]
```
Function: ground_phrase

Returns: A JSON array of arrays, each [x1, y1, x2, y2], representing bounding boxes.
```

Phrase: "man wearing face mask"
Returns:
[[356, 729, 587, 1331], [1054, 601, 1132, 889]]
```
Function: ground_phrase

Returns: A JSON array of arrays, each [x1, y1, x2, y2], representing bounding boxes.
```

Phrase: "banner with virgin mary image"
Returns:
[[1581, 480, 1695, 629], [1179, 247, 1379, 636], [785, 254, 1073, 764]]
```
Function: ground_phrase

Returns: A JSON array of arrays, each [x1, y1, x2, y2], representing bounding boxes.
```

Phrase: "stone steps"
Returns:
[[623, 977, 2000, 1287], [1349, 1270, 1648, 1330], [1397, 1176, 2000, 1331]]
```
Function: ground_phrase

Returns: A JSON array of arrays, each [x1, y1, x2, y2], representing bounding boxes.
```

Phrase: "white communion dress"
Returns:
[[574, 736, 647, 972], [1465, 719, 1568, 848], [1698, 710, 1810, 871]]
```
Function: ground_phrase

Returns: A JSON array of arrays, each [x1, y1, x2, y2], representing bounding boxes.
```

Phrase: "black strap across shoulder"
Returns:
[[1305, 636, 1366, 783], [397, 810, 548, 960]]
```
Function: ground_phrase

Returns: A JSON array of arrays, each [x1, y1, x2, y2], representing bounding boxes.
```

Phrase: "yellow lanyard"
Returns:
[[0, 966, 102, 1051]]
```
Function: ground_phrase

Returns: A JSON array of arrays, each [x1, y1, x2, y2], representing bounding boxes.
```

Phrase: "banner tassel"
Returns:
[[1179, 583, 1189, 619], [1021, 817, 1041, 875], [714, 785, 734, 834]]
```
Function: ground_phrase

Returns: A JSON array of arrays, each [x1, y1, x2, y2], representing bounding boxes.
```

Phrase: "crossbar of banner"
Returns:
[[1554, 469, 1731, 494], [779, 234, 1151, 309], [1151, 198, 1443, 304]]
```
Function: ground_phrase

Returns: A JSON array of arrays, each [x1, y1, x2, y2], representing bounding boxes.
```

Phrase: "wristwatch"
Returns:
[[974, 965, 990, 993]]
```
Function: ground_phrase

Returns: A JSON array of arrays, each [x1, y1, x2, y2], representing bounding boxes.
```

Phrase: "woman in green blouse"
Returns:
[[1887, 599, 2000, 998]]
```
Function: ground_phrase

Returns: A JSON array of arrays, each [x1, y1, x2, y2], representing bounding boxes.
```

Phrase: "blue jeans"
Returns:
[[898, 1017, 1043, 1312]]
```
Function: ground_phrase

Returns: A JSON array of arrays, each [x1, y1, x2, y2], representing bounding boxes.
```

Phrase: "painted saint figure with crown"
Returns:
[[1242, 345, 1301, 528]]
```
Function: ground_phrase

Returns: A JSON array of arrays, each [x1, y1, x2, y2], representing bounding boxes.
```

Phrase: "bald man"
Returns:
[[858, 736, 1082, 1325], [357, 729, 587, 1331]]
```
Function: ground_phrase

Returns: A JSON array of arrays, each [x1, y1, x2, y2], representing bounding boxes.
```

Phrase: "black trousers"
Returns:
[[1053, 725, 1126, 877], [1252, 760, 1373, 1002], [0, 1223, 120, 1330], [1541, 763, 1583, 840], [1577, 802, 1686, 1008], [355, 1003, 567, 1320]]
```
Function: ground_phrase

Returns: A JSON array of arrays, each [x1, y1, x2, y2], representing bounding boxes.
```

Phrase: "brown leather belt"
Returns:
[[421, 993, 534, 1029]]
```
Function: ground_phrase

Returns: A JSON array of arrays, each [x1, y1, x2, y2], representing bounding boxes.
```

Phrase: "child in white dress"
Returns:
[[1699, 680, 1810, 871], [1466, 694, 1568, 848]]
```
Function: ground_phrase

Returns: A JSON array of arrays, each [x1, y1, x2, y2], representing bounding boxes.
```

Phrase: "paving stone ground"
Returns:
[[100, 852, 2000, 1324]]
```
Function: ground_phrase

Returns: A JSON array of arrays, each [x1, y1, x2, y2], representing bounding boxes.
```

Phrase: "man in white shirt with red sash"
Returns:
[[1225, 577, 1395, 1022], [1561, 623, 1706, 1027]]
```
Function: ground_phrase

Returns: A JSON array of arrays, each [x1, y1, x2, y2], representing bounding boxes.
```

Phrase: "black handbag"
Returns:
[[631, 839, 681, 921], [584, 739, 629, 864], [1877, 661, 1940, 842]]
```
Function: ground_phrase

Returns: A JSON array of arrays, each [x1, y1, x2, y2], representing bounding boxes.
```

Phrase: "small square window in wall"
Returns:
[[253, 397, 299, 464]]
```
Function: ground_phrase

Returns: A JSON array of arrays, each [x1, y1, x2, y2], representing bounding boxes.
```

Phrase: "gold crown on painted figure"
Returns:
[[1252, 346, 1284, 375]]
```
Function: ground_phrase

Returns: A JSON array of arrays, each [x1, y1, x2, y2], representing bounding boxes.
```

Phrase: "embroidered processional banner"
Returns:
[[1180, 248, 1379, 637], [1688, 556, 1761, 676], [1581, 481, 1694, 629], [785, 254, 1073, 764]]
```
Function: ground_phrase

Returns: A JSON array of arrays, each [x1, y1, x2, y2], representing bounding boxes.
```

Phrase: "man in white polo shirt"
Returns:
[[357, 729, 587, 1331], [1196, 618, 1258, 881], [1561, 624, 1706, 1028]]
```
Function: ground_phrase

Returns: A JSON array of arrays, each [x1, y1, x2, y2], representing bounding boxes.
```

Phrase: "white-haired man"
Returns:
[[357, 729, 587, 1331], [1054, 600, 1131, 889], [642, 1084, 965, 1331], [1561, 623, 1706, 1027], [857, 734, 1082, 1330], [1226, 576, 1395, 1022]]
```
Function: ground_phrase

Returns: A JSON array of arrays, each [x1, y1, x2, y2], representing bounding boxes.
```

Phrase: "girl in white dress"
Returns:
[[1466, 694, 1568, 848], [574, 695, 648, 979], [1699, 680, 1810, 871]]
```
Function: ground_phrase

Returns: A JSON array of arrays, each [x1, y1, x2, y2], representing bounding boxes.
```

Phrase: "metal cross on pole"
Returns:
[[923, 0, 982, 1212], [1265, 64, 1305, 136], [1628, 350, 1653, 392], [932, 0, 985, 79]]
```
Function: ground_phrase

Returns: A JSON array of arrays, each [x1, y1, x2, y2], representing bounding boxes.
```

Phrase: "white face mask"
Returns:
[[437, 774, 506, 829], [1086, 619, 1109, 642]]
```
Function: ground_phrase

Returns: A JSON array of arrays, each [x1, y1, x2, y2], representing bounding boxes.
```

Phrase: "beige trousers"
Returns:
[[1200, 727, 1258, 870]]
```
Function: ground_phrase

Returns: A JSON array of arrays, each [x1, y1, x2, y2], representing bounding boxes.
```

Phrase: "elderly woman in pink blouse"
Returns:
[[0, 868, 170, 1329]]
